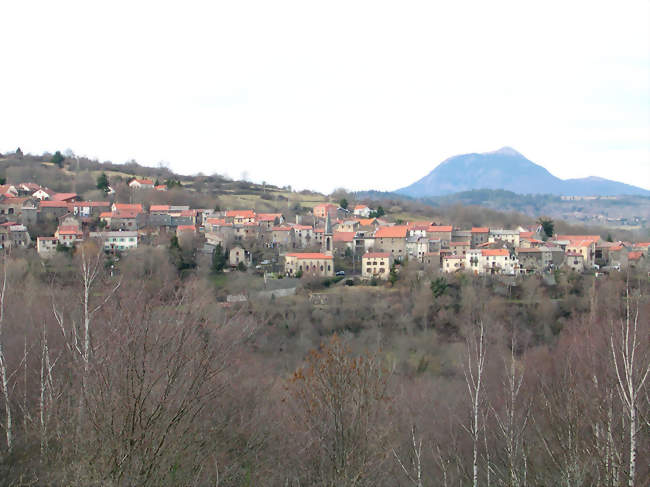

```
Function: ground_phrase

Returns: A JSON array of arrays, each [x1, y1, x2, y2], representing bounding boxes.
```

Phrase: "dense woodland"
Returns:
[[0, 150, 647, 485]]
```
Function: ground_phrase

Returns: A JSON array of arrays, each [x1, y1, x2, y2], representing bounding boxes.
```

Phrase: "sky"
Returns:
[[1, 1, 649, 193]]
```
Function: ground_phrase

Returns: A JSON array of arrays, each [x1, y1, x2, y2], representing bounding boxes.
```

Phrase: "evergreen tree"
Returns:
[[51, 150, 65, 167], [211, 243, 227, 273], [96, 172, 110, 191]]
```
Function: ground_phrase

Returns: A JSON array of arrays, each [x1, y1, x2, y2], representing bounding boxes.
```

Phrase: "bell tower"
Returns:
[[322, 212, 333, 255]]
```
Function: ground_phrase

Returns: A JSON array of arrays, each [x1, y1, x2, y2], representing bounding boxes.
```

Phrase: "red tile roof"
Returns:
[[557, 235, 600, 243], [57, 225, 82, 236], [357, 218, 377, 226], [471, 227, 489, 233], [428, 225, 453, 232], [257, 213, 283, 221], [451, 241, 470, 246], [333, 231, 355, 242], [272, 226, 292, 232], [114, 203, 143, 212], [375, 225, 408, 238], [39, 201, 69, 208], [51, 193, 78, 201], [150, 205, 171, 211], [130, 179, 154, 185], [176, 225, 196, 232], [286, 252, 333, 260], [482, 249, 509, 257], [628, 251, 643, 261], [206, 218, 228, 226]]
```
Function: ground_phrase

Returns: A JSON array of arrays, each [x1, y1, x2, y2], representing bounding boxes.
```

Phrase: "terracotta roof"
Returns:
[[272, 226, 292, 232], [482, 249, 509, 257], [176, 225, 196, 232], [155, 185, 167, 190], [150, 205, 171, 211], [375, 225, 408, 238], [130, 179, 154, 185], [633, 242, 650, 248], [286, 252, 333, 260], [363, 252, 390, 258], [114, 203, 143, 212], [314, 203, 337, 209], [451, 241, 470, 246], [37, 236, 58, 241], [100, 212, 112, 218], [57, 225, 82, 236], [357, 218, 377, 226], [51, 193, 77, 201], [428, 225, 453, 232], [292, 225, 313, 230], [334, 231, 355, 242], [112, 210, 140, 219], [568, 240, 595, 248], [471, 227, 489, 233], [628, 251, 643, 261], [39, 200, 69, 208], [257, 213, 283, 221], [206, 218, 228, 226], [180, 209, 198, 216], [608, 245, 624, 252]]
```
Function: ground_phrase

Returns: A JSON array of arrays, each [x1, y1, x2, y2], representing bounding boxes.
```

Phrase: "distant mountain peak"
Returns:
[[490, 146, 522, 157], [395, 148, 650, 198]]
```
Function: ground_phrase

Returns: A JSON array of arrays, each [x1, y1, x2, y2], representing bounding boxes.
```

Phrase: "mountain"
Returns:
[[396, 147, 650, 197]]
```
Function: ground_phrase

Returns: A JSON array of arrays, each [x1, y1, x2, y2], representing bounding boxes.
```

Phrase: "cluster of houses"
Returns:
[[0, 183, 647, 279]]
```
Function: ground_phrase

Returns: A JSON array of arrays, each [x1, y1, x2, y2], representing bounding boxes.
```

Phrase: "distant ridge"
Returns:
[[396, 147, 650, 197]]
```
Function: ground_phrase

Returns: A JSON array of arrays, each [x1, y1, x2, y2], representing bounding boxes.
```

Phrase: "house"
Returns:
[[443, 255, 464, 273], [233, 222, 259, 241], [155, 185, 167, 191], [89, 231, 138, 252], [37, 236, 58, 256], [362, 252, 393, 280], [471, 227, 490, 247], [284, 252, 334, 277], [292, 224, 315, 248], [516, 246, 564, 273], [38, 200, 70, 221], [101, 210, 144, 231], [55, 223, 83, 247], [564, 251, 585, 273], [353, 205, 372, 218], [257, 213, 284, 230], [333, 231, 356, 255], [466, 249, 520, 275], [0, 223, 31, 249], [128, 179, 154, 189], [374, 225, 408, 259], [0, 185, 19, 198], [229, 245, 252, 268], [565, 240, 597, 267], [427, 225, 453, 247], [337, 220, 360, 233], [627, 251, 645, 269], [489, 229, 520, 246], [422, 251, 441, 269], [449, 241, 470, 257], [271, 226, 294, 248], [51, 193, 79, 203], [0, 196, 32, 219], [313, 203, 338, 220], [69, 201, 111, 218], [225, 210, 256, 224]]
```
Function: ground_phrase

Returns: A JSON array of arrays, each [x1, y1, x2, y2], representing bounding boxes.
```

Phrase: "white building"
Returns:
[[353, 205, 372, 218], [89, 231, 139, 252]]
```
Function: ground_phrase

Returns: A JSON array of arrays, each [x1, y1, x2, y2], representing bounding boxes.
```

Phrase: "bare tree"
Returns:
[[463, 320, 486, 487], [0, 255, 12, 452], [610, 286, 649, 487]]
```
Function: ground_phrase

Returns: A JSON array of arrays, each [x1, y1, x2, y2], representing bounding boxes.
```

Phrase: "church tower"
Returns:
[[322, 212, 333, 255]]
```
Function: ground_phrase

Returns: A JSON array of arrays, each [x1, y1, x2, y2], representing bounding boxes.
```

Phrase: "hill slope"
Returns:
[[396, 147, 650, 197]]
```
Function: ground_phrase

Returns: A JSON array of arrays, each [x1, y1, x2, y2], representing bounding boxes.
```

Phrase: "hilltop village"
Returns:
[[0, 178, 647, 283]]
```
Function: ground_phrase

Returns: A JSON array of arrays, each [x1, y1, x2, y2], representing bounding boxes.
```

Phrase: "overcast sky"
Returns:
[[2, 1, 649, 193]]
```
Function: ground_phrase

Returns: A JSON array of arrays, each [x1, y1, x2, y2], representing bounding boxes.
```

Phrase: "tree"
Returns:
[[606, 233, 613, 243], [287, 336, 391, 485], [51, 151, 65, 168], [96, 172, 109, 191], [371, 206, 386, 218], [610, 287, 648, 487], [537, 217, 554, 240], [211, 243, 227, 273], [431, 277, 448, 298], [16, 147, 23, 159], [389, 263, 399, 285], [339, 198, 349, 210]]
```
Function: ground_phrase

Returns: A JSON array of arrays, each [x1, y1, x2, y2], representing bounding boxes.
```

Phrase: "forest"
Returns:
[[0, 239, 647, 486]]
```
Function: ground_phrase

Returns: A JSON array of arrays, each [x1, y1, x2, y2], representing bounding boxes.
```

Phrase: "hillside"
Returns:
[[396, 147, 650, 197]]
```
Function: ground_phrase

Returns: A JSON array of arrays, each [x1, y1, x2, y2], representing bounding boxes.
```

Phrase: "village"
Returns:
[[0, 177, 646, 284]]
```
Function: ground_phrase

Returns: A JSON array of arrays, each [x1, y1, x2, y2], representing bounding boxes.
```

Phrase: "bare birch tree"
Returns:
[[463, 320, 486, 487], [610, 287, 649, 487], [0, 255, 12, 452]]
